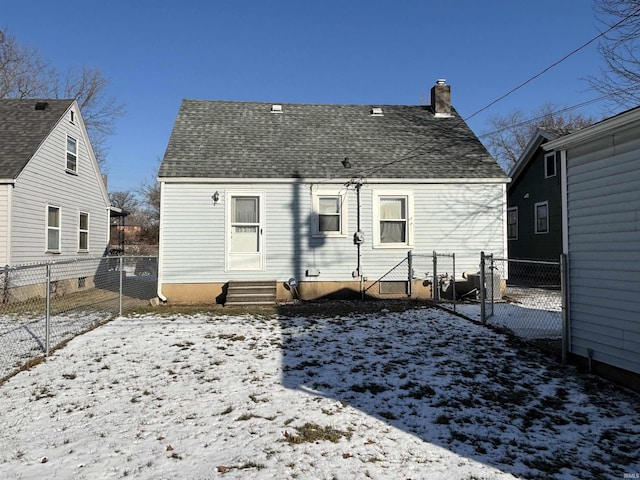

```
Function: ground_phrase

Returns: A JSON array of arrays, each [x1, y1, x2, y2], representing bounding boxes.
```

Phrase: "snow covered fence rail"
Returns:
[[0, 256, 157, 382], [480, 254, 567, 361]]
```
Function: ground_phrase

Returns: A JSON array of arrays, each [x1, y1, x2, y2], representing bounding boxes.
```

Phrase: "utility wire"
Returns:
[[464, 5, 640, 122], [477, 82, 640, 138]]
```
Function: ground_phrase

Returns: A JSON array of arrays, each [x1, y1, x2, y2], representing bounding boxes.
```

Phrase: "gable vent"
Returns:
[[35, 101, 49, 111], [270, 104, 283, 113], [370, 107, 383, 116]]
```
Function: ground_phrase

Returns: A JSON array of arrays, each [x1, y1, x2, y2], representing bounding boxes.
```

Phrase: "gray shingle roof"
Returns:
[[0, 99, 74, 179], [160, 100, 507, 181]]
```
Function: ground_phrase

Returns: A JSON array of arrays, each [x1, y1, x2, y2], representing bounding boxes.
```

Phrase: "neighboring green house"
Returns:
[[507, 129, 563, 262]]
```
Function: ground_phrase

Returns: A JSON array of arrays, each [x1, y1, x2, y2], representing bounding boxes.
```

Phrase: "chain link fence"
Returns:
[[0, 255, 157, 382], [480, 253, 567, 360], [406, 251, 568, 361]]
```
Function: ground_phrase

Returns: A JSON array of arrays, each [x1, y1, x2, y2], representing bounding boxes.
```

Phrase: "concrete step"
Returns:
[[225, 280, 277, 306]]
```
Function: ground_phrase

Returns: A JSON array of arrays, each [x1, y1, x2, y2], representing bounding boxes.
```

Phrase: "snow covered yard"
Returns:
[[0, 305, 638, 479]]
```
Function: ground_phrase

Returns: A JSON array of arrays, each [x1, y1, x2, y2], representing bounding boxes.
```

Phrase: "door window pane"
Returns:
[[233, 197, 258, 223], [231, 196, 260, 253]]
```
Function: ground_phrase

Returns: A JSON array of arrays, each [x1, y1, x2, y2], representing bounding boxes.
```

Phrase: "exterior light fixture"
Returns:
[[212, 191, 220, 203]]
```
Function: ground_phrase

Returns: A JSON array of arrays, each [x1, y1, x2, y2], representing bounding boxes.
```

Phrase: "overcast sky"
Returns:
[[4, 0, 615, 193]]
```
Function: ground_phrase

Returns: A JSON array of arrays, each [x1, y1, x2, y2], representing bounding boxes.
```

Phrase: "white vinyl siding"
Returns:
[[563, 120, 640, 374], [9, 104, 110, 264], [159, 182, 506, 285], [0, 184, 10, 265]]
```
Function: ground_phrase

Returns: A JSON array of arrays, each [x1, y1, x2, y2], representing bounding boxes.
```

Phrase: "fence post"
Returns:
[[480, 252, 485, 323], [560, 253, 569, 366], [432, 251, 438, 303], [2, 265, 8, 304], [451, 253, 456, 312], [45, 263, 51, 356], [118, 255, 124, 316], [489, 254, 495, 318], [407, 250, 413, 298]]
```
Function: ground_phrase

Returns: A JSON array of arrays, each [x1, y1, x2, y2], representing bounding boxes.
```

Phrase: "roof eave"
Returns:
[[544, 106, 640, 151], [158, 176, 510, 184]]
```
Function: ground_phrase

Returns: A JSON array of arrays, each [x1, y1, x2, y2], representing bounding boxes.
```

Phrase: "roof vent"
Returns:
[[35, 101, 49, 111], [370, 107, 383, 116], [270, 104, 283, 113]]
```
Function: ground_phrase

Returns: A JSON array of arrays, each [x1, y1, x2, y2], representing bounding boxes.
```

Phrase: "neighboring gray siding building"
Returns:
[[158, 81, 509, 303], [0, 99, 111, 266], [545, 106, 640, 388]]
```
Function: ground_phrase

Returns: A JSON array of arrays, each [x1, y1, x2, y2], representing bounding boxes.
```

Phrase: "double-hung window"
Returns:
[[534, 201, 549, 234], [544, 152, 557, 178], [79, 212, 89, 251], [507, 207, 518, 240], [374, 192, 413, 247], [312, 190, 347, 237], [66, 135, 78, 172], [47, 205, 61, 252]]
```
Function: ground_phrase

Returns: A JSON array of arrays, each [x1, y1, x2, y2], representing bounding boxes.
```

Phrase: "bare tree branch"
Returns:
[[482, 103, 596, 172], [0, 26, 124, 170], [589, 0, 640, 107]]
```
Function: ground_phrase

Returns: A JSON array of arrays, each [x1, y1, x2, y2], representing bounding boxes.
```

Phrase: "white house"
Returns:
[[544, 106, 640, 389], [157, 81, 509, 304], [0, 99, 111, 267]]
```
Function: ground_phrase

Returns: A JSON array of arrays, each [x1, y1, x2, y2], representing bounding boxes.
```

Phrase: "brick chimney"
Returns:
[[431, 79, 451, 117]]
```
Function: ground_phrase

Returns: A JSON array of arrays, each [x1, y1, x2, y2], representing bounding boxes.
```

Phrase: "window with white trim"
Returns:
[[312, 190, 347, 236], [373, 192, 413, 247], [66, 135, 78, 172], [507, 207, 518, 240], [544, 152, 557, 178], [47, 205, 61, 252], [79, 212, 89, 251], [534, 201, 549, 234]]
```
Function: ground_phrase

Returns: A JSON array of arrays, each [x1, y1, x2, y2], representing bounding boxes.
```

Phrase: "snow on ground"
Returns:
[[0, 306, 639, 480], [1, 313, 112, 378]]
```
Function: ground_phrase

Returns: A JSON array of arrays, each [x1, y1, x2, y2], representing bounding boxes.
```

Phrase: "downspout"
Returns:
[[156, 180, 167, 302]]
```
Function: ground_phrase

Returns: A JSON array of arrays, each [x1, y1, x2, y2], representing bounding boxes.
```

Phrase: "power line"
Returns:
[[464, 4, 640, 122], [477, 81, 640, 138]]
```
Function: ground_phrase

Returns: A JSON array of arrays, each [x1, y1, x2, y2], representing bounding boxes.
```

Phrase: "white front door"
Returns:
[[227, 193, 264, 271]]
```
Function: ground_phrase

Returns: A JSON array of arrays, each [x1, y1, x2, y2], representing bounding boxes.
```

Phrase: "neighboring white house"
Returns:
[[157, 81, 510, 304], [544, 106, 640, 389], [0, 99, 111, 267]]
